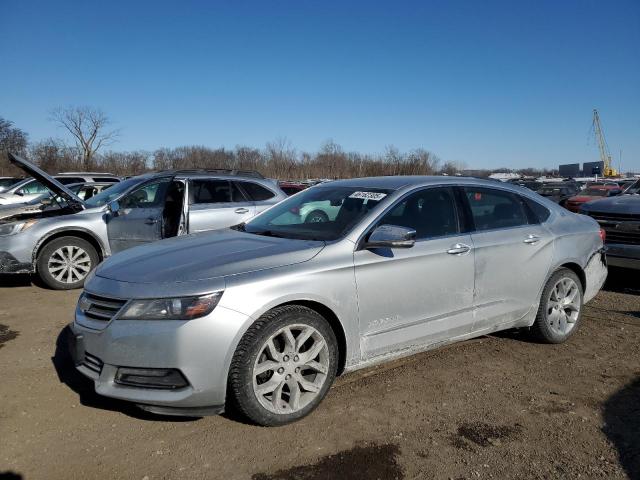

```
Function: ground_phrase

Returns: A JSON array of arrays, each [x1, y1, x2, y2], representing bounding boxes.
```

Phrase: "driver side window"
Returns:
[[120, 179, 170, 209], [377, 187, 459, 239]]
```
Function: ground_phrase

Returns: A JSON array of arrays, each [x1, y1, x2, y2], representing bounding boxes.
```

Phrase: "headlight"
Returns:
[[117, 292, 223, 320], [0, 219, 39, 236]]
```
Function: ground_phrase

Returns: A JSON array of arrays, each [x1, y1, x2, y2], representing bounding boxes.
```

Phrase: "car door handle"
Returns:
[[145, 218, 159, 225], [234, 208, 249, 214], [523, 234, 540, 245], [447, 243, 471, 255]]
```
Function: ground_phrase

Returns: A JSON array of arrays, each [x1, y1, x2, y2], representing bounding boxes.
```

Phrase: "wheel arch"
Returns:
[[271, 300, 348, 376], [33, 228, 107, 266], [558, 262, 586, 292]]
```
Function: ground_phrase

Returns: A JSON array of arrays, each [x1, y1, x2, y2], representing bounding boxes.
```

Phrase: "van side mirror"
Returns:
[[364, 225, 416, 249]]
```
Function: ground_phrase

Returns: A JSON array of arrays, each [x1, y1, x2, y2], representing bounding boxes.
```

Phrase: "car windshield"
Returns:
[[624, 180, 640, 194], [83, 177, 144, 208], [243, 186, 392, 241], [582, 188, 608, 197]]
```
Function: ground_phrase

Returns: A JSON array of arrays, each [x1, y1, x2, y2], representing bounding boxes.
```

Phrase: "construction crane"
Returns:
[[592, 109, 618, 177]]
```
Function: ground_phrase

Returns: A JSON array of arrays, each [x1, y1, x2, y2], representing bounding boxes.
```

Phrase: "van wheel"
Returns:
[[530, 268, 583, 343], [37, 236, 99, 290], [227, 305, 338, 426]]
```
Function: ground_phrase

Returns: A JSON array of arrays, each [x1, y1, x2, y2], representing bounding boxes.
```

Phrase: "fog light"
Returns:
[[115, 367, 189, 390]]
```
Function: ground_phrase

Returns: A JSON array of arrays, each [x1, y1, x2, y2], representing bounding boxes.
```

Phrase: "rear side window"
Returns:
[[464, 187, 528, 231], [94, 177, 120, 183], [378, 187, 459, 239], [55, 177, 85, 185], [238, 181, 275, 201], [523, 197, 551, 223], [190, 180, 247, 204]]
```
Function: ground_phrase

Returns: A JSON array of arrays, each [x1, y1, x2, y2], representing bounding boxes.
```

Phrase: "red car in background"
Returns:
[[565, 184, 622, 212], [278, 182, 308, 196]]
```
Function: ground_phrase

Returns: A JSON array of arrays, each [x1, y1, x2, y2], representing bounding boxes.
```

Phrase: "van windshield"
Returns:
[[243, 186, 392, 241]]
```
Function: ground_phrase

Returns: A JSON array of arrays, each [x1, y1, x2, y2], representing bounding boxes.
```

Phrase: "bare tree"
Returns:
[[0, 117, 29, 176], [50, 106, 119, 170]]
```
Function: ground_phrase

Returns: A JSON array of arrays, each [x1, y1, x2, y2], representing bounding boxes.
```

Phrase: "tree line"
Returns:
[[1, 110, 563, 180]]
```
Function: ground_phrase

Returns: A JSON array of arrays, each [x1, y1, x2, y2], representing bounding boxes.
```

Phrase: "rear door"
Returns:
[[187, 179, 255, 232], [461, 186, 553, 330], [354, 186, 476, 359], [106, 177, 171, 253], [236, 180, 280, 214]]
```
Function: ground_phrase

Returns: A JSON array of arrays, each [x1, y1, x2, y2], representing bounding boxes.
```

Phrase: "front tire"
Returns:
[[304, 210, 329, 223], [227, 305, 338, 426], [531, 268, 583, 343], [37, 236, 99, 290]]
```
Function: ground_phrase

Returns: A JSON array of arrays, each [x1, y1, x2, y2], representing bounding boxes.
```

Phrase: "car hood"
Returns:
[[8, 153, 85, 209], [95, 229, 325, 284], [580, 194, 640, 214]]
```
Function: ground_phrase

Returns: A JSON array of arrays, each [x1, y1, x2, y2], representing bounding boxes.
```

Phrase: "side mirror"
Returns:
[[329, 198, 343, 207], [364, 224, 416, 249], [15, 189, 24, 196], [41, 197, 53, 206], [107, 200, 120, 216]]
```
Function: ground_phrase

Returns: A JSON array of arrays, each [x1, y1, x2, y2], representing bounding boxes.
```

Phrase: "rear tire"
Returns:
[[530, 268, 583, 344], [227, 305, 338, 426], [37, 236, 99, 290]]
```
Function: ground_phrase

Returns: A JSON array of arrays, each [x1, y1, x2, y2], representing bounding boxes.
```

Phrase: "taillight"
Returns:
[[599, 228, 606, 243]]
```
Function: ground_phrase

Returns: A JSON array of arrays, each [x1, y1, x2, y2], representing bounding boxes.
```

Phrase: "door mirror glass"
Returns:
[[364, 224, 416, 249]]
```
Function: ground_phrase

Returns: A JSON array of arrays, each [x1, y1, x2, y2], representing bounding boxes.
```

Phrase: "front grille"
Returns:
[[81, 293, 127, 322], [585, 211, 640, 246], [82, 352, 104, 374]]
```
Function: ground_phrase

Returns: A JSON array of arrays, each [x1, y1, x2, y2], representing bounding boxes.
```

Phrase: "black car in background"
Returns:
[[580, 179, 640, 270], [536, 182, 581, 207]]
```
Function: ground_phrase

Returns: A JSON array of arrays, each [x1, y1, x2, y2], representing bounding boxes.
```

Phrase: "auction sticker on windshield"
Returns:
[[349, 191, 387, 201]]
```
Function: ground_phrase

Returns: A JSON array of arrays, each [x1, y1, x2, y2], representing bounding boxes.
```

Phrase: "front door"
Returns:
[[106, 178, 171, 254], [354, 186, 476, 360], [187, 179, 256, 233], [462, 186, 554, 330]]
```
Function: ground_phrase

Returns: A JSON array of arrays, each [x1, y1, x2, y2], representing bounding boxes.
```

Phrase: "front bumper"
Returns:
[[0, 232, 35, 273], [605, 243, 640, 270], [69, 304, 253, 414], [0, 251, 33, 273]]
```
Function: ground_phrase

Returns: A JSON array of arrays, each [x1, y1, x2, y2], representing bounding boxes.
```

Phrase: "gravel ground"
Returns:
[[0, 268, 638, 480]]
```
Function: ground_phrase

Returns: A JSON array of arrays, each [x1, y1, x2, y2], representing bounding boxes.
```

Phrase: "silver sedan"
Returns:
[[69, 176, 607, 425]]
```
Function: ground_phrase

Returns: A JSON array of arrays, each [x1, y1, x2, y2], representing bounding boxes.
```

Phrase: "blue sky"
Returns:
[[1, 0, 639, 170]]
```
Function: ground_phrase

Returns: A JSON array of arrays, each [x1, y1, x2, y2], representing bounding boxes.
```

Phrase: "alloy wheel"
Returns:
[[252, 324, 330, 414], [47, 246, 92, 284], [546, 277, 581, 336]]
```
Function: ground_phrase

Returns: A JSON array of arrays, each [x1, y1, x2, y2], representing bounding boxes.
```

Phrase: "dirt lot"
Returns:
[[0, 270, 639, 480]]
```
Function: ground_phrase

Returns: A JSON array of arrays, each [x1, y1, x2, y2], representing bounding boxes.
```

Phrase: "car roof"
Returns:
[[317, 175, 519, 191]]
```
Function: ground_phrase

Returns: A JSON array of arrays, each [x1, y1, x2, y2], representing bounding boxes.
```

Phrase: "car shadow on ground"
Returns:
[[603, 267, 640, 296], [0, 273, 34, 288], [603, 377, 640, 479], [51, 326, 199, 423]]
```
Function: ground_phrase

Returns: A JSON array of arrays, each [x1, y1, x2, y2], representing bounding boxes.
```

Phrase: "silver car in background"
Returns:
[[0, 154, 286, 289], [69, 175, 607, 425]]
